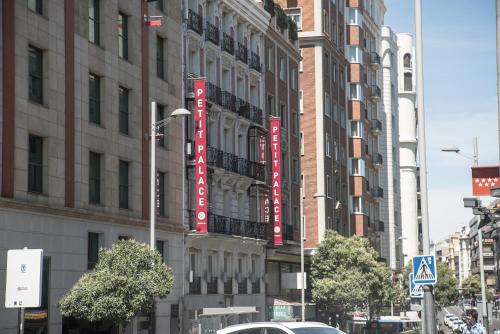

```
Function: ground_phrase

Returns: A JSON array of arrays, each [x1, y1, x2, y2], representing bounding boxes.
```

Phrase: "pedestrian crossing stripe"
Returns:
[[415, 257, 435, 281]]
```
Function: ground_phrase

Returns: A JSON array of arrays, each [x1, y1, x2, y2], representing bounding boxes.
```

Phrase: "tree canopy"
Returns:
[[310, 231, 394, 319], [461, 275, 481, 299], [58, 239, 174, 327], [434, 261, 459, 307]]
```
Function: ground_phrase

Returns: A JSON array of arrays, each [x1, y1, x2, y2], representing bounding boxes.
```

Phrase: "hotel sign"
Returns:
[[270, 118, 282, 245], [194, 79, 208, 233]]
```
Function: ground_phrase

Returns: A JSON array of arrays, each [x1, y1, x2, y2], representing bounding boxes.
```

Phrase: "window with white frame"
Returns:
[[327, 175, 332, 197], [352, 196, 364, 213], [325, 132, 331, 157], [268, 46, 274, 72], [292, 159, 299, 183], [287, 8, 302, 30], [349, 83, 363, 100], [348, 8, 363, 26], [332, 61, 337, 82], [324, 93, 331, 116], [351, 158, 365, 176], [350, 120, 363, 138], [332, 102, 338, 121], [300, 132, 304, 155], [334, 140, 338, 161], [327, 216, 333, 230], [301, 174, 305, 198], [299, 49, 303, 72], [340, 70, 345, 89], [299, 90, 304, 114], [323, 10, 329, 34], [279, 57, 286, 80], [291, 67, 297, 90], [347, 45, 362, 63]]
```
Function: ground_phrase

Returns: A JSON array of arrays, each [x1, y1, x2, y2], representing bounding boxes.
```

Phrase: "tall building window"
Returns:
[[332, 61, 337, 82], [158, 171, 167, 216], [403, 53, 412, 68], [291, 68, 297, 90], [267, 46, 274, 72], [119, 160, 129, 209], [28, 134, 43, 193], [292, 206, 300, 229], [156, 0, 164, 11], [348, 8, 363, 26], [292, 159, 299, 184], [299, 90, 304, 114], [351, 159, 365, 176], [89, 73, 101, 124], [280, 104, 287, 128], [299, 49, 303, 72], [287, 9, 302, 30], [350, 121, 363, 137], [87, 232, 102, 269], [267, 95, 275, 116], [28, 0, 42, 14], [326, 175, 332, 197], [156, 240, 167, 263], [325, 132, 331, 157], [156, 36, 166, 79], [157, 104, 166, 148], [29, 46, 43, 104], [324, 93, 331, 116], [323, 10, 328, 34], [300, 132, 304, 156], [404, 73, 413, 91], [119, 86, 129, 135], [118, 12, 128, 59], [89, 151, 101, 204], [352, 196, 364, 213], [279, 57, 286, 81], [291, 110, 298, 135], [89, 0, 100, 44], [340, 70, 345, 89]]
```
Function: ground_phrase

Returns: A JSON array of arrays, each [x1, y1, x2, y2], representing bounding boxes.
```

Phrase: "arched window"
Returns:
[[404, 73, 412, 91], [403, 53, 411, 68]]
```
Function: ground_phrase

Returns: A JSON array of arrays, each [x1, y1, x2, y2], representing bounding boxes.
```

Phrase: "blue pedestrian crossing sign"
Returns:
[[409, 273, 424, 298], [412, 255, 437, 285]]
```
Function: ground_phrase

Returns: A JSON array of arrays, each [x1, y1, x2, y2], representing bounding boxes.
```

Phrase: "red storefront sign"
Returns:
[[471, 165, 500, 196], [258, 135, 267, 165], [194, 79, 208, 233], [270, 118, 282, 245]]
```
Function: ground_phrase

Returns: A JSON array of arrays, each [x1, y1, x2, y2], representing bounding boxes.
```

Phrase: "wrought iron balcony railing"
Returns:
[[238, 279, 248, 294], [222, 91, 236, 112], [264, 0, 275, 16], [251, 280, 260, 294], [250, 106, 263, 125], [236, 43, 248, 64], [250, 52, 261, 72], [187, 9, 203, 35], [207, 277, 218, 294], [224, 280, 233, 294], [236, 98, 250, 119], [371, 119, 382, 134], [188, 210, 268, 240], [372, 153, 383, 166], [371, 186, 384, 198], [370, 85, 381, 101], [206, 82, 222, 106], [189, 276, 201, 294], [205, 21, 219, 45], [221, 32, 234, 55], [207, 146, 266, 181], [370, 52, 381, 68]]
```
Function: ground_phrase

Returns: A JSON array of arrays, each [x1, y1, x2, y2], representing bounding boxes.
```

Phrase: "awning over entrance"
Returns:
[[200, 306, 258, 317]]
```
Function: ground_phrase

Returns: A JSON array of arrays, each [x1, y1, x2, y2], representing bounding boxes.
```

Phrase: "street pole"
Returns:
[[150, 101, 157, 250], [415, 0, 436, 333], [496, 0, 500, 174], [473, 136, 479, 166], [478, 228, 489, 331], [301, 213, 305, 322]]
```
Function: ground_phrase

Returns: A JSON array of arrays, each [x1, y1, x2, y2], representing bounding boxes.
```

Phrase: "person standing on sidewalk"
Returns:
[[463, 309, 486, 334]]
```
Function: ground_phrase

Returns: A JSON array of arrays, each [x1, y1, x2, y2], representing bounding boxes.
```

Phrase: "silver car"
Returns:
[[217, 322, 345, 334]]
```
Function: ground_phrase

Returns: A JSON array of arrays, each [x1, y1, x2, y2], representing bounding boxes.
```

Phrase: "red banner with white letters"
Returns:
[[194, 79, 208, 233], [472, 165, 500, 196], [270, 118, 282, 245]]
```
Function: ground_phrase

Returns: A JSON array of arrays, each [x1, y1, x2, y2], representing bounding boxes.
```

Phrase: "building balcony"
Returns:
[[221, 32, 235, 55], [189, 276, 201, 294], [207, 146, 266, 181], [188, 210, 268, 240], [372, 153, 383, 167], [250, 52, 261, 72], [207, 277, 218, 294], [371, 186, 384, 199], [377, 220, 385, 232], [250, 105, 263, 125], [236, 43, 248, 64], [205, 21, 220, 46], [222, 91, 236, 112], [264, 0, 275, 16], [207, 82, 222, 106], [238, 279, 248, 294], [187, 9, 203, 35], [369, 52, 381, 70], [236, 98, 250, 119], [369, 85, 381, 102], [224, 279, 233, 294], [371, 119, 382, 134]]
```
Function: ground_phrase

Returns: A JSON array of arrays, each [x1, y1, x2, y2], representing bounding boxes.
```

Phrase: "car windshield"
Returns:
[[291, 328, 344, 334]]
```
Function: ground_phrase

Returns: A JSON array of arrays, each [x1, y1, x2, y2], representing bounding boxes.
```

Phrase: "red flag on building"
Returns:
[[471, 165, 500, 196]]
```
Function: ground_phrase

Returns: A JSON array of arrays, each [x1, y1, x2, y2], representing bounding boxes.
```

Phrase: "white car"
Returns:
[[444, 315, 458, 326], [451, 320, 464, 332], [217, 322, 345, 334]]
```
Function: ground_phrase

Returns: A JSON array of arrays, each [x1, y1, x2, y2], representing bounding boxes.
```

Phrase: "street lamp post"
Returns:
[[149, 102, 190, 250], [441, 136, 479, 166]]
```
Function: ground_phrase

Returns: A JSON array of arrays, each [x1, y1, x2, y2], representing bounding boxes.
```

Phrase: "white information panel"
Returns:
[[5, 249, 43, 308]]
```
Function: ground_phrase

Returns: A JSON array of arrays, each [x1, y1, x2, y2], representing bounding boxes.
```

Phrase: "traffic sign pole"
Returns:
[[19, 308, 25, 334]]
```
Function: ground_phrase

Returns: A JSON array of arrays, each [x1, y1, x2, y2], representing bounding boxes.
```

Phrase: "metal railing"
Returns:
[[207, 146, 266, 181], [371, 186, 384, 198], [251, 280, 260, 294], [238, 280, 247, 294], [205, 21, 219, 45], [236, 43, 248, 63], [372, 153, 383, 166], [222, 91, 236, 112], [370, 52, 381, 67], [236, 98, 250, 119], [187, 9, 203, 35], [207, 277, 218, 294], [188, 210, 267, 240], [250, 52, 261, 72], [371, 119, 382, 133], [250, 106, 263, 125], [206, 82, 222, 106], [189, 277, 201, 294], [370, 85, 381, 100], [221, 32, 234, 55], [224, 280, 233, 294]]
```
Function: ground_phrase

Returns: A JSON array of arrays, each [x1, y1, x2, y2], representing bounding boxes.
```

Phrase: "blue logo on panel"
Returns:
[[412, 255, 437, 285], [409, 273, 423, 298]]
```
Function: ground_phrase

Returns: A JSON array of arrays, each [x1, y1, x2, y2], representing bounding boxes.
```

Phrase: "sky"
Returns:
[[384, 0, 498, 242]]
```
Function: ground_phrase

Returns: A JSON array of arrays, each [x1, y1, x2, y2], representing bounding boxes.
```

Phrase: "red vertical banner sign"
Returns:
[[270, 118, 282, 245], [194, 79, 208, 233]]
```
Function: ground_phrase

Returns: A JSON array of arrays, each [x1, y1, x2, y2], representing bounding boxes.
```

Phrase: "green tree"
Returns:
[[58, 239, 173, 331], [311, 231, 394, 321], [433, 261, 459, 307], [462, 275, 481, 299]]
